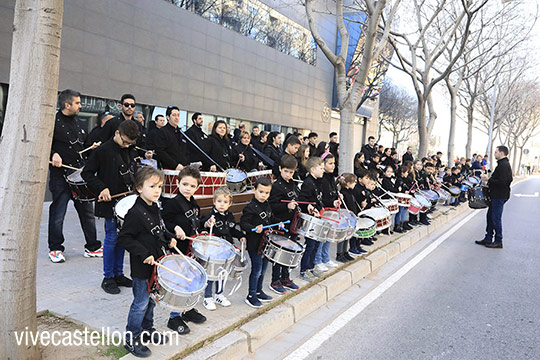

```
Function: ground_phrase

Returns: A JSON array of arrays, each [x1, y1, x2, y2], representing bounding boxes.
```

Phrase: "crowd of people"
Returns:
[[49, 90, 496, 357]]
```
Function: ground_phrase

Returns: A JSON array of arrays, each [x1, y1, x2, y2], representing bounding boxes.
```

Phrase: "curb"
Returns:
[[184, 204, 471, 359]]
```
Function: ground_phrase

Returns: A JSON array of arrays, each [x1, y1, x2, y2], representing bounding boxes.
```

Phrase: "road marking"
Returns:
[[514, 192, 538, 197], [283, 210, 481, 360]]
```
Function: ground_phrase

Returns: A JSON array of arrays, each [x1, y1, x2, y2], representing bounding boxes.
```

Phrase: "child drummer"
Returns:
[[200, 187, 246, 310], [241, 177, 282, 308], [162, 166, 214, 334], [268, 155, 301, 294], [339, 173, 367, 256], [117, 167, 174, 358], [298, 157, 325, 282], [354, 168, 378, 244]]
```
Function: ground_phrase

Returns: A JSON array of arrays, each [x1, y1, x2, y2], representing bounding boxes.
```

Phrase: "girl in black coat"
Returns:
[[263, 131, 282, 167], [207, 120, 236, 171], [234, 131, 259, 172]]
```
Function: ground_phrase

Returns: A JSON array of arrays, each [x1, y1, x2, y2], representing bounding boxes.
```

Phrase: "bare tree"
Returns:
[[304, 0, 401, 173], [0, 0, 64, 358], [389, 0, 488, 158], [378, 79, 418, 148]]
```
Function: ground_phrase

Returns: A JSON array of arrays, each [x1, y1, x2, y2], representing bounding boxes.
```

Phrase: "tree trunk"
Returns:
[[447, 85, 457, 166], [426, 93, 438, 138], [518, 146, 524, 176], [0, 1, 63, 359], [338, 102, 355, 173], [512, 138, 518, 175], [417, 96, 428, 158], [465, 105, 474, 158]]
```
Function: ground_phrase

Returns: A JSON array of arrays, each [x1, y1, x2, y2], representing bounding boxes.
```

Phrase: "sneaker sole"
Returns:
[[244, 298, 262, 308], [282, 285, 299, 291], [215, 301, 231, 307], [268, 284, 287, 295], [84, 253, 103, 258], [49, 258, 65, 263]]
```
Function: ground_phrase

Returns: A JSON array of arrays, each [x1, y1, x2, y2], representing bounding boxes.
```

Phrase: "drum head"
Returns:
[[140, 159, 158, 169], [420, 190, 439, 201], [410, 198, 422, 207], [192, 236, 236, 261], [321, 209, 351, 229], [159, 255, 206, 293], [66, 170, 84, 183], [356, 217, 376, 230], [226, 168, 247, 182], [114, 194, 138, 219], [359, 208, 390, 220], [268, 234, 303, 252], [414, 193, 431, 207]]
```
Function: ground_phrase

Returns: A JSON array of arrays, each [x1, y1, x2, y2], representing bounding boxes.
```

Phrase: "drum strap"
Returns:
[[115, 151, 136, 191], [133, 207, 173, 247]]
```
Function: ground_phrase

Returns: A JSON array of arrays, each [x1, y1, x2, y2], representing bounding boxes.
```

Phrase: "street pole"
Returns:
[[486, 75, 498, 170]]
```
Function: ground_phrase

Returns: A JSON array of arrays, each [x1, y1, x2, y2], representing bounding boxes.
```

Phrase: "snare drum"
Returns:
[[355, 217, 377, 238], [320, 208, 356, 242], [138, 158, 158, 169], [408, 198, 422, 214], [359, 208, 391, 231], [113, 194, 138, 229], [460, 180, 473, 192], [65, 168, 95, 202], [435, 188, 450, 204], [467, 176, 481, 186], [419, 190, 439, 205], [226, 168, 248, 193], [447, 186, 461, 198], [263, 232, 305, 268], [394, 193, 412, 207], [414, 193, 432, 213], [229, 248, 249, 280], [291, 212, 333, 242], [163, 169, 227, 198], [151, 254, 207, 311], [378, 199, 399, 214], [192, 235, 237, 281]]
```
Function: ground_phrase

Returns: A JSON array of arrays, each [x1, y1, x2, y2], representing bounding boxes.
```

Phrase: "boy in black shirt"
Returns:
[[268, 155, 301, 294], [82, 120, 139, 294], [117, 167, 174, 358]]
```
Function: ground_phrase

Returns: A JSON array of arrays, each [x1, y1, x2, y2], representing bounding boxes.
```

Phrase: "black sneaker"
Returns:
[[114, 274, 133, 287], [167, 316, 190, 335], [269, 281, 287, 295], [336, 254, 347, 263], [124, 336, 151, 358], [281, 279, 300, 290], [361, 239, 373, 246], [141, 328, 169, 345], [358, 246, 368, 254], [183, 308, 206, 323], [245, 295, 262, 308], [344, 252, 355, 261], [101, 278, 120, 294], [256, 290, 273, 302]]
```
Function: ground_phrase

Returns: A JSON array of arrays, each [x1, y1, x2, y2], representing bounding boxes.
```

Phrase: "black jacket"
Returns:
[[206, 135, 235, 170], [100, 114, 147, 149], [443, 173, 459, 186], [185, 124, 209, 164], [402, 152, 414, 164], [340, 187, 360, 213], [264, 144, 281, 166], [488, 157, 513, 199], [85, 125, 102, 149], [269, 175, 299, 223], [296, 160, 308, 180], [240, 198, 275, 253], [162, 193, 201, 254], [321, 172, 338, 207], [354, 183, 377, 209], [234, 143, 259, 172], [81, 139, 137, 218], [253, 139, 265, 152], [156, 123, 188, 169], [201, 208, 245, 244], [361, 144, 378, 163], [50, 111, 88, 178], [381, 176, 398, 196], [308, 143, 317, 158], [117, 197, 173, 279], [271, 150, 298, 178], [146, 125, 161, 151], [298, 175, 324, 212]]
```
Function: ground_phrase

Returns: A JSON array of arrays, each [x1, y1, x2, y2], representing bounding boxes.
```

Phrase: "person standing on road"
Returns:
[[476, 146, 513, 249]]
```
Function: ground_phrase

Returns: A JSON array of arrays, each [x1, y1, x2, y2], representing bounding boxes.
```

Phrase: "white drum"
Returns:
[[113, 194, 138, 229], [359, 208, 391, 231]]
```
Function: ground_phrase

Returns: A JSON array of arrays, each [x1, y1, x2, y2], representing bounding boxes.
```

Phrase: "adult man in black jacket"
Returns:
[[48, 90, 102, 263], [156, 106, 188, 170], [476, 146, 513, 248], [184, 112, 209, 165], [361, 136, 378, 164], [402, 146, 414, 164]]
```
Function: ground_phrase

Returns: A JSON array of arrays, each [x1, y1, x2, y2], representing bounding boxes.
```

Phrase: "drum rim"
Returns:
[[157, 255, 207, 295], [266, 234, 304, 253], [192, 237, 236, 263]]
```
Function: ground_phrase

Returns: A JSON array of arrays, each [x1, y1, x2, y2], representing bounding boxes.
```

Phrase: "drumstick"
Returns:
[[240, 240, 245, 261], [281, 200, 315, 204], [209, 221, 214, 237], [337, 200, 342, 219], [78, 142, 101, 155], [173, 246, 198, 271], [135, 146, 154, 154], [153, 261, 192, 282], [97, 191, 133, 202], [48, 161, 82, 172], [185, 236, 220, 246], [319, 215, 340, 224], [251, 220, 291, 232]]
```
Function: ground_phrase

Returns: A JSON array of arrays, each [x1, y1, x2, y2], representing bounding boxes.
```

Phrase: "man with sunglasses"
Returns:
[[82, 121, 140, 293], [48, 89, 103, 263]]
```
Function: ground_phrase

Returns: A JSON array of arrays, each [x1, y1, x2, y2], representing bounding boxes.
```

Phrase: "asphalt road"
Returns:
[[299, 176, 540, 360]]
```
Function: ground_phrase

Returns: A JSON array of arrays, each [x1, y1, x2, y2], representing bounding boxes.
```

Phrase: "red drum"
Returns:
[[378, 199, 399, 214], [408, 198, 421, 215], [65, 167, 95, 202], [246, 170, 273, 190], [393, 193, 412, 207], [414, 193, 431, 213], [359, 208, 391, 231], [163, 169, 226, 198]]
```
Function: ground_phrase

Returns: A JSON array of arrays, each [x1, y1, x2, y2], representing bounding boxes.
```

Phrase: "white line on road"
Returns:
[[283, 210, 481, 360], [514, 192, 538, 197]]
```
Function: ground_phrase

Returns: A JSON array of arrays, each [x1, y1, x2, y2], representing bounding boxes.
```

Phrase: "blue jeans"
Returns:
[[248, 251, 268, 296], [314, 241, 330, 265], [396, 206, 407, 224], [300, 238, 320, 273], [48, 174, 100, 252], [103, 218, 125, 279], [204, 280, 223, 298], [126, 277, 155, 339], [484, 198, 508, 244]]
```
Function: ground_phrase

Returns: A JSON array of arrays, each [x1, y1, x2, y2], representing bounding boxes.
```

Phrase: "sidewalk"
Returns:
[[36, 201, 468, 359]]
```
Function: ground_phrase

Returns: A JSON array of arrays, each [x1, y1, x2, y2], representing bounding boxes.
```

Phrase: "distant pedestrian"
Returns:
[[476, 146, 513, 249]]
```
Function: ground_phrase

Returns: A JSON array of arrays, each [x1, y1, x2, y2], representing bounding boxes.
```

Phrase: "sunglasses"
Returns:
[[123, 102, 136, 108]]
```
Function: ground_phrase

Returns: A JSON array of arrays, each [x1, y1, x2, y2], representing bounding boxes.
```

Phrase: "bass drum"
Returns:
[[468, 186, 490, 209]]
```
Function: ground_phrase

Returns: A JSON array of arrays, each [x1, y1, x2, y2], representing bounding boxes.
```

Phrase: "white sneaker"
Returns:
[[84, 246, 103, 258], [315, 263, 328, 272], [49, 250, 65, 263], [325, 260, 339, 268], [214, 293, 231, 307], [203, 297, 217, 311]]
